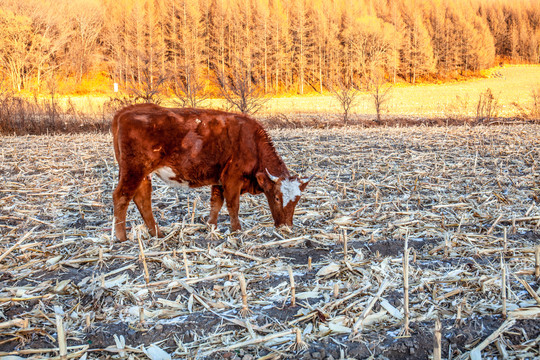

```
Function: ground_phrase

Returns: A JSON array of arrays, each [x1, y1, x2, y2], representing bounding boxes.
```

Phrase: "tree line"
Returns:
[[0, 0, 539, 96]]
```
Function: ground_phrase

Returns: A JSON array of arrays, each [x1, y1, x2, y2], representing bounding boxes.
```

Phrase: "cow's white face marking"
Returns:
[[281, 179, 302, 207], [154, 166, 188, 188]]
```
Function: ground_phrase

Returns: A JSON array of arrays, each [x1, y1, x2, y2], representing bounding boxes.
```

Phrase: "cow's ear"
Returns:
[[299, 174, 314, 192], [256, 172, 272, 191]]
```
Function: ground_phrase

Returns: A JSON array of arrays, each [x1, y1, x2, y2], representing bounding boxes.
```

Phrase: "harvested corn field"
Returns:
[[1, 124, 540, 359]]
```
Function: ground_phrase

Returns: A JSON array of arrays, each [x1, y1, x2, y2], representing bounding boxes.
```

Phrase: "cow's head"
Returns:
[[256, 169, 312, 228]]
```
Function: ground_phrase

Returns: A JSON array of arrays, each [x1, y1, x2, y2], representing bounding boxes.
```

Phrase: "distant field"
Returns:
[[51, 65, 540, 119]]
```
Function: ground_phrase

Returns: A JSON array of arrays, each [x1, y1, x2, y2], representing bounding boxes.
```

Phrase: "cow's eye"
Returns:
[[275, 195, 280, 202]]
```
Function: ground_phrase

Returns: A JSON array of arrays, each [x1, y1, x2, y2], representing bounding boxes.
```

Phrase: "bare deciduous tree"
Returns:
[[66, 0, 103, 83], [0, 8, 32, 91], [129, 67, 167, 105], [215, 59, 270, 115], [108, 63, 167, 109], [172, 65, 208, 108], [531, 87, 540, 121], [512, 86, 540, 123], [330, 79, 361, 125], [476, 88, 499, 123], [369, 70, 393, 123]]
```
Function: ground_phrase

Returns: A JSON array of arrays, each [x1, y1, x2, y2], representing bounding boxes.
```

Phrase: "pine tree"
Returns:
[[399, 0, 435, 83]]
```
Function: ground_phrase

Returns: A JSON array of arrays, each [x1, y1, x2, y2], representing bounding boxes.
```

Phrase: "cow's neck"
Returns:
[[256, 128, 289, 178], [260, 144, 289, 177]]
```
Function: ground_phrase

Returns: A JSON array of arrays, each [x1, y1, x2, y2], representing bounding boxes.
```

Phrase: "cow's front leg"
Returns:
[[223, 182, 243, 231], [208, 185, 224, 226]]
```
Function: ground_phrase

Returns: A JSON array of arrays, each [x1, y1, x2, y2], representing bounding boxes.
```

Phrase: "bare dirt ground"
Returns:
[[1, 124, 540, 359]]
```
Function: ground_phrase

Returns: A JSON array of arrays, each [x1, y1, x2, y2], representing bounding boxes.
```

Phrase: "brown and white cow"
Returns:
[[111, 103, 311, 242]]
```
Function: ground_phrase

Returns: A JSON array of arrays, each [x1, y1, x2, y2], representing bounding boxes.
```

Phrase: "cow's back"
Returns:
[[167, 107, 263, 170], [112, 104, 264, 183]]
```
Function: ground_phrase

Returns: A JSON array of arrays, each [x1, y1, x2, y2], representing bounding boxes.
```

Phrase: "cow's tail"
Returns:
[[111, 109, 121, 164]]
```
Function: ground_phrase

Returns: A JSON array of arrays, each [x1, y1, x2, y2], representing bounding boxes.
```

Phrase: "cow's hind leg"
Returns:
[[133, 176, 163, 238], [208, 185, 224, 227], [113, 172, 144, 242]]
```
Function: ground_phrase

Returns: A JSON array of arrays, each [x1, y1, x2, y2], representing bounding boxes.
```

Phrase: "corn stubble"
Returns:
[[0, 124, 539, 358]]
